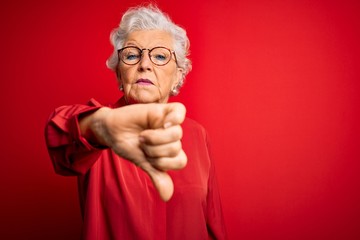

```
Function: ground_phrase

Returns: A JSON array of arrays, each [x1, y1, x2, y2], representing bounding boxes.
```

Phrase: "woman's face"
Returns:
[[117, 30, 183, 104]]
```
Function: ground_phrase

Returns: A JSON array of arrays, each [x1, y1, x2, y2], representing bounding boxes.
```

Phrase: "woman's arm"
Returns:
[[45, 101, 103, 176], [45, 100, 187, 201]]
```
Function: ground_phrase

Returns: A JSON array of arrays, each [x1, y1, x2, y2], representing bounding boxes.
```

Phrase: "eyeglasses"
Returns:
[[118, 46, 177, 66]]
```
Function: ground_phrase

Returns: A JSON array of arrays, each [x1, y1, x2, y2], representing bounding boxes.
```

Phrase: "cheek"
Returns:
[[119, 68, 135, 83], [160, 67, 177, 83], [157, 74, 173, 90]]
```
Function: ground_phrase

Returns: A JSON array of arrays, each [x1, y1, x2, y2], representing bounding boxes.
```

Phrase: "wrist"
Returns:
[[80, 107, 112, 147]]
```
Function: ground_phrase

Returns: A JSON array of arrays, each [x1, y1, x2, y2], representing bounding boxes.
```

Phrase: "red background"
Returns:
[[1, 0, 359, 239]]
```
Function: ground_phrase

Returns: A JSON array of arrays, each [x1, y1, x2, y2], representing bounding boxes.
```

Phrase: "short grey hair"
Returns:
[[106, 5, 192, 95]]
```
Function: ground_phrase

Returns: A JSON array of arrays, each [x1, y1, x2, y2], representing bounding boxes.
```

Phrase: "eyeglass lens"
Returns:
[[119, 47, 172, 66]]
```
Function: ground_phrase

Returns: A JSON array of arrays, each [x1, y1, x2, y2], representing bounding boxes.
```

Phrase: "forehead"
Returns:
[[124, 30, 174, 48]]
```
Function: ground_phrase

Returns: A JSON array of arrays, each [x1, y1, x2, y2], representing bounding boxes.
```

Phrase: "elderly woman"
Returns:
[[45, 5, 227, 240]]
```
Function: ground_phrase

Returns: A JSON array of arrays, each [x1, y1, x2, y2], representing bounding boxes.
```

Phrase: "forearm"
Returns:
[[79, 107, 112, 148], [45, 102, 105, 175]]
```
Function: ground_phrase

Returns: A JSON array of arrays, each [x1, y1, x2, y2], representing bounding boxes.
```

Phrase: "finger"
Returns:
[[163, 102, 186, 128], [141, 140, 182, 158], [138, 161, 174, 202], [147, 149, 187, 171], [140, 125, 183, 145], [111, 137, 146, 165], [115, 142, 175, 202]]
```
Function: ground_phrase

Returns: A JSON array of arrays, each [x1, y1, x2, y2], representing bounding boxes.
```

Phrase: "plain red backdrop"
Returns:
[[1, 0, 359, 239]]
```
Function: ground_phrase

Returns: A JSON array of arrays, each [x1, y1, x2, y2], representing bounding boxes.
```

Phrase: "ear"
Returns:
[[173, 67, 184, 89]]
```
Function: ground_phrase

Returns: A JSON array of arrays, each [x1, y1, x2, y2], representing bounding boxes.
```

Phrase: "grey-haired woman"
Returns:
[[45, 5, 227, 240]]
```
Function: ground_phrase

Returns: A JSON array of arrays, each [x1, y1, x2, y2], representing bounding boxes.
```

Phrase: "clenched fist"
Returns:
[[80, 102, 187, 201]]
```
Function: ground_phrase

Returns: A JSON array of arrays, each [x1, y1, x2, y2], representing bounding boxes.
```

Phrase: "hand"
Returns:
[[83, 102, 187, 201]]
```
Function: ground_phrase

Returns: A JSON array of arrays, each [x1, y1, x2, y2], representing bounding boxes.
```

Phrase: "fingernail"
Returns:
[[139, 136, 145, 143], [164, 122, 172, 129]]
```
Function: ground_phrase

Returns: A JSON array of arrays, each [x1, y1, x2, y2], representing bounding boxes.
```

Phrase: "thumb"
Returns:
[[139, 162, 174, 201]]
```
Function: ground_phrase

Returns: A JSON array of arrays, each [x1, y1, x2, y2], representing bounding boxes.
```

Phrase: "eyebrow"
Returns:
[[124, 42, 139, 47]]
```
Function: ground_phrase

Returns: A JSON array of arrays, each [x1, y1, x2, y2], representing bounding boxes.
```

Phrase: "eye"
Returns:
[[125, 52, 140, 60], [120, 47, 141, 62], [153, 53, 167, 61]]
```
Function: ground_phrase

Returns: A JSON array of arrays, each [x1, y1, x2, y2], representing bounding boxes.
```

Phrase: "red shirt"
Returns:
[[45, 98, 227, 240]]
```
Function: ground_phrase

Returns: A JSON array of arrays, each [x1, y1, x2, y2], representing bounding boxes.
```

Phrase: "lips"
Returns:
[[136, 78, 154, 85]]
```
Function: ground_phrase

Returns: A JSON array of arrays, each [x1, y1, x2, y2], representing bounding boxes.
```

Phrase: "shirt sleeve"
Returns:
[[44, 98, 106, 176], [205, 133, 228, 240]]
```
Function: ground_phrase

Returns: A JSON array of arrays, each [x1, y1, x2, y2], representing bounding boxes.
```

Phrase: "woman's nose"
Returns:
[[138, 51, 153, 71]]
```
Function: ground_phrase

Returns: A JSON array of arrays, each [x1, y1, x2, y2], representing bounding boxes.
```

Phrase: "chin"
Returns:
[[126, 95, 160, 104]]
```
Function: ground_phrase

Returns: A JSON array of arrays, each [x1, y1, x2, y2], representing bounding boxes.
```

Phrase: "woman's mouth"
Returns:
[[136, 78, 154, 85]]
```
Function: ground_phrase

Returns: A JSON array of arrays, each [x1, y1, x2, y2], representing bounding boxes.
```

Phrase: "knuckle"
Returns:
[[149, 157, 168, 171], [143, 141, 182, 159], [143, 145, 156, 157], [142, 130, 156, 144], [171, 126, 183, 140], [155, 159, 167, 170], [169, 141, 182, 157], [176, 152, 187, 169], [174, 103, 186, 121]]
